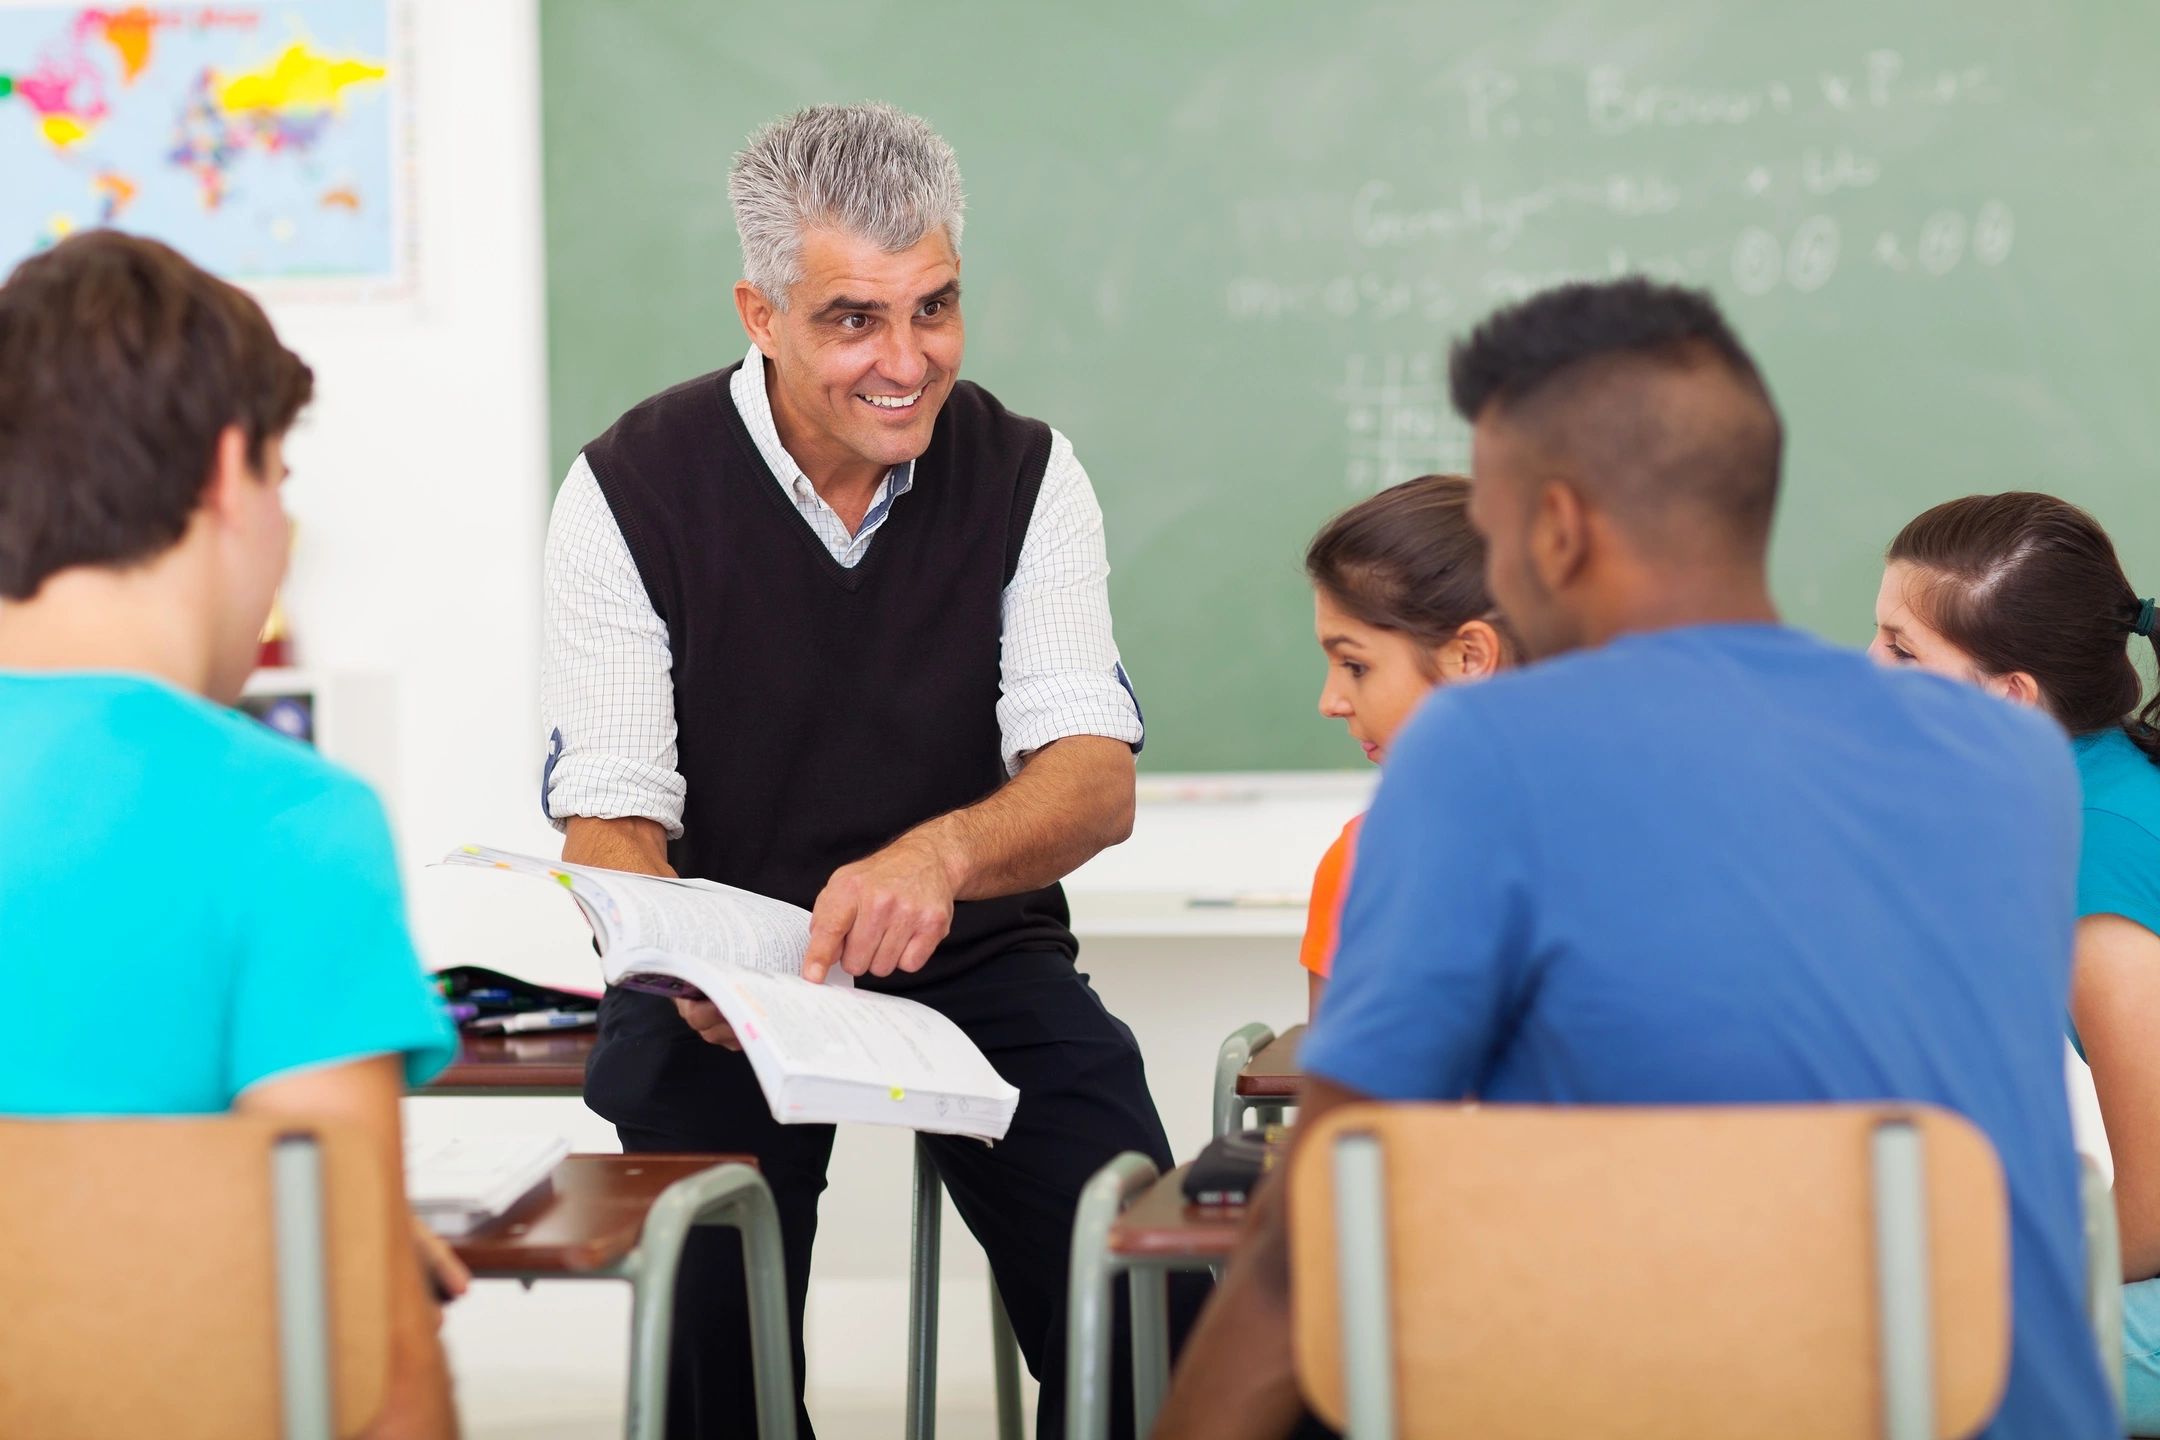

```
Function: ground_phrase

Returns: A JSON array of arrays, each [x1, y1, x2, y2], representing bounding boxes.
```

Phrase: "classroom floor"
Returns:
[[466, 1402, 1017, 1440], [445, 1275, 1038, 1439]]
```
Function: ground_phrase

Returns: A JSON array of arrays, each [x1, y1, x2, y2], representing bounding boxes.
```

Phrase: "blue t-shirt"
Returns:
[[1305, 625, 2112, 1440], [2074, 726, 2160, 935], [0, 673, 454, 1114]]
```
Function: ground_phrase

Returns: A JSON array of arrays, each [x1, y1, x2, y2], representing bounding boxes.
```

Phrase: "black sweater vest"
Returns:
[[583, 365, 1076, 990]]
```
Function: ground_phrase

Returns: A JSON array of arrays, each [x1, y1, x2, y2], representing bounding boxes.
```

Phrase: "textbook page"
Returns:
[[711, 970, 1009, 1091], [595, 870, 808, 977], [702, 969, 1018, 1139], [440, 844, 810, 976]]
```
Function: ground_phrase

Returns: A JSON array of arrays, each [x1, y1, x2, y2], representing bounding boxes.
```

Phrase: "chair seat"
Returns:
[[454, 1153, 758, 1274]]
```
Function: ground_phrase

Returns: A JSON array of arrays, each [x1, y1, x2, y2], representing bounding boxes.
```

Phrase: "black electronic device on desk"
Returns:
[[434, 964, 600, 1034], [1181, 1125, 1290, 1208]]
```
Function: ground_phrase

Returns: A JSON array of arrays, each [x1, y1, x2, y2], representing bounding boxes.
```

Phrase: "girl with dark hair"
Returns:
[[1874, 490, 2160, 1426], [1298, 474, 1516, 1018]]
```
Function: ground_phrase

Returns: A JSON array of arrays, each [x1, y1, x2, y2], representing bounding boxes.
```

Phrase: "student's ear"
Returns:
[[198, 424, 256, 526], [1449, 618, 1506, 679], [1986, 670, 2044, 710], [1528, 479, 1590, 594], [734, 279, 781, 358]]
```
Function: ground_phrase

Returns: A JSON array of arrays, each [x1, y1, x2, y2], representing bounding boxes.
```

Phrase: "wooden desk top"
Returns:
[[1233, 1025, 1305, 1100], [1107, 1165, 1249, 1260], [453, 1154, 756, 1274], [429, 1029, 596, 1092]]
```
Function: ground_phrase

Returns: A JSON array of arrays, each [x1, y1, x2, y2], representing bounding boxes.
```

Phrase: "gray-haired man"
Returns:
[[541, 103, 1197, 1438]]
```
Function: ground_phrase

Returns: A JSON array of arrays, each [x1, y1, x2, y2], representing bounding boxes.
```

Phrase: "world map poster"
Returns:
[[0, 3, 405, 288]]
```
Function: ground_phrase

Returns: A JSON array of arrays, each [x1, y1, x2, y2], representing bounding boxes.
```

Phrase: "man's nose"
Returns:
[[876, 326, 929, 390]]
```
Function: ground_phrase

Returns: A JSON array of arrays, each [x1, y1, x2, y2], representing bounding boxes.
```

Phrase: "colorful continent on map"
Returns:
[[95, 7, 159, 82], [169, 40, 385, 208], [1, 9, 174, 149]]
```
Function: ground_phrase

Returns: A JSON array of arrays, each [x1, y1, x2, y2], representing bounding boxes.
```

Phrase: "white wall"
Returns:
[[227, 1, 615, 1430], [259, 0, 568, 961]]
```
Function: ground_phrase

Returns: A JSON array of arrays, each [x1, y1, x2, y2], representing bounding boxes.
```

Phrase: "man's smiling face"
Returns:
[[753, 224, 964, 477]]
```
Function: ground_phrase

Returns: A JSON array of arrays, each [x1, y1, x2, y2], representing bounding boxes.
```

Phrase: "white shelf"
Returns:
[[1067, 889, 1308, 940]]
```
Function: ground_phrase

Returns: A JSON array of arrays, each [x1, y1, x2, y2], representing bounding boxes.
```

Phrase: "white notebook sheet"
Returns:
[[406, 1133, 570, 1237]]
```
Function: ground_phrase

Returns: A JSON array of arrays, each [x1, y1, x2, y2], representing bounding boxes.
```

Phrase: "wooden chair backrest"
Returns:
[[0, 1114, 393, 1440], [1290, 1103, 2011, 1439]]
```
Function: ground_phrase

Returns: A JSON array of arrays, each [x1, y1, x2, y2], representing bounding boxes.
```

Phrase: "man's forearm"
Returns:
[[799, 735, 1135, 982], [905, 734, 1135, 899], [561, 814, 675, 877]]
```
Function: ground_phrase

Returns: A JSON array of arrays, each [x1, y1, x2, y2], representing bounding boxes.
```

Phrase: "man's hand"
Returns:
[[803, 834, 957, 984], [674, 993, 740, 1050]]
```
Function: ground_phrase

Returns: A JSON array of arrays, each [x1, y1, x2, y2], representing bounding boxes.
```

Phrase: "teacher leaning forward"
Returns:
[[541, 103, 1200, 1439]]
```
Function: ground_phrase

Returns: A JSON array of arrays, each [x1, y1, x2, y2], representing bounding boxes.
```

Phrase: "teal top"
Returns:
[[2073, 726, 2160, 936], [0, 672, 454, 1115]]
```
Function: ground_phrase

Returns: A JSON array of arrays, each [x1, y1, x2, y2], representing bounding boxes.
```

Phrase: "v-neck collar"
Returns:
[[706, 369, 911, 595]]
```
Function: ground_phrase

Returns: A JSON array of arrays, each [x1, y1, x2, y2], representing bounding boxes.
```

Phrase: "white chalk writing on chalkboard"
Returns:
[[1338, 354, 1469, 493]]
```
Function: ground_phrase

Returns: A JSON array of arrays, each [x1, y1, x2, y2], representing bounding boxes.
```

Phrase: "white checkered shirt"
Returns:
[[541, 346, 1143, 837]]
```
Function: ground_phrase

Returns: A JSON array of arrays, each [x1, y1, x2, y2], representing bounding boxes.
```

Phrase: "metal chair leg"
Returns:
[[269, 1134, 336, 1440], [1129, 1266, 1171, 1435], [1333, 1131, 1396, 1440], [1213, 1024, 1276, 1137], [1871, 1120, 1935, 1440], [909, 1137, 1029, 1439], [991, 1279, 1025, 1440], [626, 1162, 798, 1440], [907, 1136, 943, 1440], [2083, 1156, 2127, 1418], [1066, 1153, 1160, 1440]]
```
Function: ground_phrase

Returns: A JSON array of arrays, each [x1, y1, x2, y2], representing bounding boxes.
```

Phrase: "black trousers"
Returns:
[[585, 947, 1210, 1439]]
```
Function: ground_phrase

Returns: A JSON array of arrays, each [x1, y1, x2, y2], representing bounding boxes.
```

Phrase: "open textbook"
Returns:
[[438, 846, 1019, 1141]]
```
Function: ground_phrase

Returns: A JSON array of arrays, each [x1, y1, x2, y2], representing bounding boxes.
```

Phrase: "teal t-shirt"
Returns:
[[2073, 726, 2160, 936], [0, 672, 455, 1114]]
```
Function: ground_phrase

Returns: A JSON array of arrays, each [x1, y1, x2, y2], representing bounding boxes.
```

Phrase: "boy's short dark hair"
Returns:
[[1446, 275, 1765, 422], [0, 230, 313, 600], [1446, 276, 1783, 551]]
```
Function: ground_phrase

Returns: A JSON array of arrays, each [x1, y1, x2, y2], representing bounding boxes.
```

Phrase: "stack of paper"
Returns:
[[405, 1134, 570, 1236]]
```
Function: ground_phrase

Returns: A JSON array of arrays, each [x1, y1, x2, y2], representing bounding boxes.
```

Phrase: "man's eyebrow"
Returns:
[[918, 280, 960, 307], [812, 294, 887, 320]]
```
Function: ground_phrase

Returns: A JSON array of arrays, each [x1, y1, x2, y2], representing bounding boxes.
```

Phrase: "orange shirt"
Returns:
[[1298, 815, 1364, 977]]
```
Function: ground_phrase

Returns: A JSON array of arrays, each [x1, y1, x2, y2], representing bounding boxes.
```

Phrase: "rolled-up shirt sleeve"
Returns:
[[540, 453, 686, 836], [997, 430, 1145, 775]]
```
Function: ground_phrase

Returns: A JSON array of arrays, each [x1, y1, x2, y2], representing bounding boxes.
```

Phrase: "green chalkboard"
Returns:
[[541, 2, 2160, 770]]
